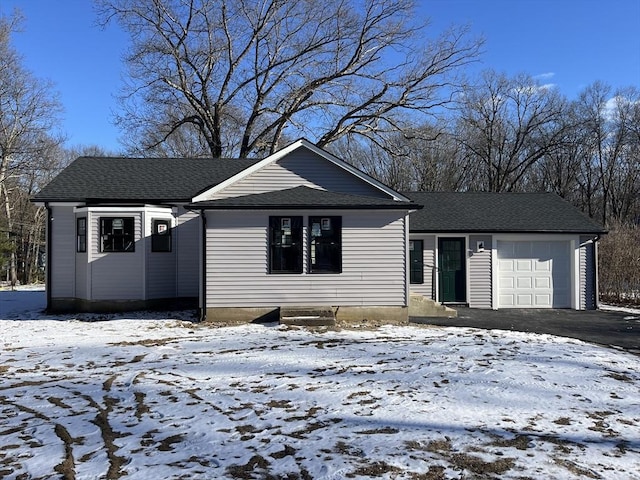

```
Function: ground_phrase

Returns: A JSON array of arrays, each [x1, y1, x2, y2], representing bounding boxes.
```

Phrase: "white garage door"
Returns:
[[497, 240, 571, 308]]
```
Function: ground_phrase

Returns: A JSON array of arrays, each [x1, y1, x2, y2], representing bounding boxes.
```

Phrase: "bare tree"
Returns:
[[455, 70, 568, 192], [602, 87, 640, 224], [0, 13, 64, 285], [573, 82, 640, 226], [526, 103, 582, 200], [97, 0, 482, 158]]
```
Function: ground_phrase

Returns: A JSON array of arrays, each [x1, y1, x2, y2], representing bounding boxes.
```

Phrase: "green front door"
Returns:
[[438, 238, 466, 303]]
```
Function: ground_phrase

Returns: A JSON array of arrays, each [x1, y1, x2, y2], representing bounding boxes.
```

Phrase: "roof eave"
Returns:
[[409, 228, 607, 234], [187, 203, 421, 211], [31, 197, 191, 205]]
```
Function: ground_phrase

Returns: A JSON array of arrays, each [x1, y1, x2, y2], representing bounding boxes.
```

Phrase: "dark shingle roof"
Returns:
[[188, 186, 421, 210], [33, 157, 261, 203], [403, 192, 606, 234]]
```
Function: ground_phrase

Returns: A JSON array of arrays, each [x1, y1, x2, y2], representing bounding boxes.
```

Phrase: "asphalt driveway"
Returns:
[[411, 307, 640, 354]]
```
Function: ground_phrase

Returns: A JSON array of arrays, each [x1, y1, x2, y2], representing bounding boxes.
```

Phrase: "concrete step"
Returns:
[[408, 293, 457, 318], [280, 306, 336, 326]]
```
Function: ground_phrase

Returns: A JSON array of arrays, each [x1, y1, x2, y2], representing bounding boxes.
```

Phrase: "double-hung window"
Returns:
[[409, 239, 424, 284], [309, 216, 342, 273], [269, 216, 303, 273], [76, 217, 87, 253], [100, 217, 135, 252]]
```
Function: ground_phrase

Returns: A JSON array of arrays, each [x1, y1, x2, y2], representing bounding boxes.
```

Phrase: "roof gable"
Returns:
[[192, 139, 409, 202], [404, 192, 606, 234]]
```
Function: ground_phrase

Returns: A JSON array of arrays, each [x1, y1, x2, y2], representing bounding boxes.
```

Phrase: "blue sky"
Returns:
[[1, 0, 639, 153]]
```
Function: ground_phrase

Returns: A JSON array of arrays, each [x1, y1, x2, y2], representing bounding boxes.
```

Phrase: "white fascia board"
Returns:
[[191, 138, 409, 203], [40, 202, 84, 208], [74, 205, 173, 213]]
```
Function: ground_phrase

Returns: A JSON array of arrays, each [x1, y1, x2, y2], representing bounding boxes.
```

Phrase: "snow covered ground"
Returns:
[[1, 288, 639, 479]]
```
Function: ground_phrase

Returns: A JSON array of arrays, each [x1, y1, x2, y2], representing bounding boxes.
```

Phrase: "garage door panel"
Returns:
[[497, 240, 571, 308], [517, 294, 533, 306], [535, 277, 550, 288], [499, 259, 514, 271], [535, 260, 551, 272], [517, 277, 532, 288], [499, 294, 515, 306], [535, 294, 552, 305]]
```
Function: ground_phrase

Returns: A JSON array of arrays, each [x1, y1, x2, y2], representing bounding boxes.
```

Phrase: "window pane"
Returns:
[[152, 219, 172, 252], [309, 216, 341, 273], [101, 217, 135, 252], [269, 216, 302, 273]]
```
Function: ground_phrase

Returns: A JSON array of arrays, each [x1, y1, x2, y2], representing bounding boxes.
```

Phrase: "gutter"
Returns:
[[185, 203, 422, 211]]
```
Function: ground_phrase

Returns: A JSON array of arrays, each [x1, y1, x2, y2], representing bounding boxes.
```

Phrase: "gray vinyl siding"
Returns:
[[75, 250, 88, 300], [580, 235, 596, 310], [205, 210, 407, 308], [176, 207, 200, 297], [409, 235, 436, 300], [146, 214, 177, 299], [90, 213, 143, 300], [208, 150, 389, 200], [50, 205, 75, 298], [468, 235, 492, 309]]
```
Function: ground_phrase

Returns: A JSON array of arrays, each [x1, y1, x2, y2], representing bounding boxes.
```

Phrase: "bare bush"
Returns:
[[599, 222, 640, 305]]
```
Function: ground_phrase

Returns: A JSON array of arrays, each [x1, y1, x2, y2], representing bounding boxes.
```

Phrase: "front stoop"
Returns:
[[280, 306, 336, 327], [409, 293, 457, 318]]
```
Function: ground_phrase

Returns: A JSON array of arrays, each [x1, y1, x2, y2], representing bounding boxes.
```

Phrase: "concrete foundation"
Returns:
[[50, 297, 197, 313], [204, 305, 409, 325], [334, 306, 408, 325], [203, 307, 280, 324]]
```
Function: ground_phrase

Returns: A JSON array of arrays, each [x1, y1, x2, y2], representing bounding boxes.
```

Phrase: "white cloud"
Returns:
[[534, 72, 556, 80]]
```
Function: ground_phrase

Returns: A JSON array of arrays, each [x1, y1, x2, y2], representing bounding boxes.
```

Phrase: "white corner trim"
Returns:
[[572, 237, 580, 310], [491, 241, 499, 309]]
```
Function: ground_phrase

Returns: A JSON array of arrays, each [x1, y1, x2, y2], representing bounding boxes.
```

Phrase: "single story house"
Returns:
[[32, 139, 606, 322]]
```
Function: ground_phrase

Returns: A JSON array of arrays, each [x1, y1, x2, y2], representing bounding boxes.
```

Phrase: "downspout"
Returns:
[[404, 213, 410, 309], [198, 210, 207, 322], [594, 235, 601, 310], [45, 202, 52, 312]]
